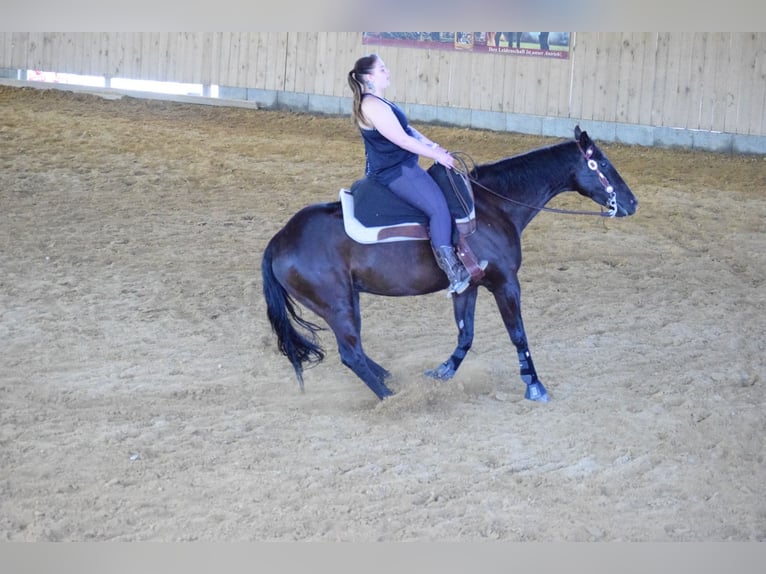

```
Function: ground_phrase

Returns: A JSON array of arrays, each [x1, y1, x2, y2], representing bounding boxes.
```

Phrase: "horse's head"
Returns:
[[572, 126, 638, 217]]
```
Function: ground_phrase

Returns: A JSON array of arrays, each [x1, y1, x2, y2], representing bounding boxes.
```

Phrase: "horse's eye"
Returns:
[[600, 161, 607, 168]]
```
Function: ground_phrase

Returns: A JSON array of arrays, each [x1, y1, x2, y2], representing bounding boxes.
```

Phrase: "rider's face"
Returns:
[[367, 58, 391, 91]]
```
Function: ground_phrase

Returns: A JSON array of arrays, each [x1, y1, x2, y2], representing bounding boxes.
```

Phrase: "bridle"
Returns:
[[451, 145, 618, 218], [576, 140, 618, 217]]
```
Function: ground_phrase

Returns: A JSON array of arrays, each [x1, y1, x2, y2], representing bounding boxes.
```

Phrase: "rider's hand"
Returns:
[[437, 149, 454, 169]]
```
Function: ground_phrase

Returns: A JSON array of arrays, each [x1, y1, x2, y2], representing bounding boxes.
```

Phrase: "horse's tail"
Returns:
[[261, 240, 325, 391]]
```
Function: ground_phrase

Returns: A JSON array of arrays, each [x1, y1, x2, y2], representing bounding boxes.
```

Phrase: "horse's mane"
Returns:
[[472, 140, 574, 197]]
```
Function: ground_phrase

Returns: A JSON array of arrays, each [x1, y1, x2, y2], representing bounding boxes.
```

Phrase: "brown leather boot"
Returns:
[[434, 245, 471, 295]]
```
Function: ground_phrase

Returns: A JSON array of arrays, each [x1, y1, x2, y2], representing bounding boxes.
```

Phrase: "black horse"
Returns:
[[262, 126, 638, 402]]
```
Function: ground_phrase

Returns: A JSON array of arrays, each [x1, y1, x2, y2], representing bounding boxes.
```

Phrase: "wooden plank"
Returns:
[[624, 31, 647, 124], [273, 33, 289, 91], [282, 32, 298, 93], [25, 32, 41, 70], [61, 33, 77, 75], [165, 32, 181, 83], [77, 33, 90, 75], [449, 49, 473, 109], [79, 32, 90, 75], [314, 32, 327, 95], [546, 56, 571, 118], [213, 32, 231, 86], [477, 46, 500, 111], [721, 33, 743, 134], [45, 32, 60, 71], [41, 32, 56, 72], [511, 52, 528, 117], [733, 33, 759, 135], [0, 34, 8, 67], [181, 32, 194, 84], [269, 32, 288, 91], [214, 32, 229, 87], [200, 33, 215, 86], [251, 32, 266, 89], [567, 32, 588, 118], [132, 33, 144, 80], [697, 32, 721, 131], [499, 52, 518, 114], [0, 33, 12, 68], [530, 54, 550, 117], [225, 32, 242, 87], [753, 34, 766, 135], [115, 32, 131, 80], [614, 33, 634, 123], [634, 32, 657, 126], [139, 33, 154, 81], [663, 33, 686, 128], [314, 32, 331, 96], [196, 32, 209, 85], [709, 32, 731, 132], [339, 32, 364, 98], [104, 32, 124, 79], [49, 33, 63, 72], [682, 33, 706, 129], [418, 49, 437, 105], [227, 32, 241, 87], [243, 33, 260, 89], [434, 48, 452, 107], [650, 33, 671, 127], [127, 33, 142, 80], [149, 32, 166, 82], [603, 33, 625, 122], [236, 32, 250, 87], [417, 47, 436, 104], [666, 33, 691, 129], [330, 32, 352, 98], [589, 32, 609, 121], [156, 32, 169, 82], [572, 32, 599, 121], [515, 56, 535, 117], [61, 32, 75, 73], [95, 32, 109, 78], [297, 32, 318, 94]]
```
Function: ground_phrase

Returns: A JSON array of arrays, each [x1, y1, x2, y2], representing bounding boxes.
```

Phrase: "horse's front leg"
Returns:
[[425, 287, 478, 380], [492, 281, 549, 403]]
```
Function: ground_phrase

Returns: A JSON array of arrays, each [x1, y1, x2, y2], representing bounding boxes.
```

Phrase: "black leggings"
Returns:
[[387, 163, 452, 248]]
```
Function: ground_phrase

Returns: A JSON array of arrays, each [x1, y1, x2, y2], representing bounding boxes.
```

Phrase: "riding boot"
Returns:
[[434, 245, 472, 295]]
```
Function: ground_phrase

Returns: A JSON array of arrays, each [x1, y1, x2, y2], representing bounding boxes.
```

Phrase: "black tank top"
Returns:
[[359, 94, 418, 184]]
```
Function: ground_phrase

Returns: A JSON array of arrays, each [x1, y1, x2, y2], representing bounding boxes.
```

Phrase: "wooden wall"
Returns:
[[1, 32, 764, 137]]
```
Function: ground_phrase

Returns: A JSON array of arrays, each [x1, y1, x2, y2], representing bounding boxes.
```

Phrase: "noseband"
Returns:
[[576, 141, 617, 218]]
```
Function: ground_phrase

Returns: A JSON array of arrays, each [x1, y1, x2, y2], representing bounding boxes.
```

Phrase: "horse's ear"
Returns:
[[575, 125, 592, 147]]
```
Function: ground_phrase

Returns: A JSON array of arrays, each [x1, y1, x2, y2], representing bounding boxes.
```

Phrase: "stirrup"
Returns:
[[448, 274, 471, 296]]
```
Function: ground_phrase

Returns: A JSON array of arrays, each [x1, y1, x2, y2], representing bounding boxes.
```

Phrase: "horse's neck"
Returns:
[[481, 143, 576, 231]]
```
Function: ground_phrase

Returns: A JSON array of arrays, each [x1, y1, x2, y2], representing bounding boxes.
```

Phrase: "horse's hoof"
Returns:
[[525, 381, 549, 403], [424, 361, 455, 380]]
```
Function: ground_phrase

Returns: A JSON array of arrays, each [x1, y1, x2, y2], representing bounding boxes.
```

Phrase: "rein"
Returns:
[[451, 149, 617, 218]]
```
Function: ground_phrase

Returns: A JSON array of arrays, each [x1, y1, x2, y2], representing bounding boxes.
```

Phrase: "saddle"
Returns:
[[339, 163, 486, 280]]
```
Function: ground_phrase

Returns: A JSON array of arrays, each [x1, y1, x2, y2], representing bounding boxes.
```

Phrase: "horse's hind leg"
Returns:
[[349, 292, 391, 382], [331, 326, 393, 399], [325, 293, 393, 400]]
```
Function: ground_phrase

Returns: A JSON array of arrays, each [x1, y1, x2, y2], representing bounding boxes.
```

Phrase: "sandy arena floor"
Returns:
[[1, 85, 764, 540]]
